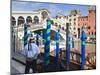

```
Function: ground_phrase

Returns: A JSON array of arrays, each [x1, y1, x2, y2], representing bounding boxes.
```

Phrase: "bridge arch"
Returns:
[[33, 29, 64, 41], [26, 16, 32, 24], [33, 16, 39, 24], [11, 16, 16, 26], [18, 16, 25, 25], [41, 11, 49, 20], [30, 25, 66, 40]]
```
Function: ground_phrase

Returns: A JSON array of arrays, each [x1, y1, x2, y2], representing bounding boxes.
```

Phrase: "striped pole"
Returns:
[[13, 32, 15, 53], [24, 24, 28, 47], [72, 36, 74, 48], [36, 34, 39, 46], [45, 18, 51, 67], [68, 36, 70, 64], [28, 31, 33, 37], [40, 31, 43, 47], [81, 26, 86, 70], [44, 29, 47, 70], [66, 23, 69, 70], [56, 28, 60, 65]]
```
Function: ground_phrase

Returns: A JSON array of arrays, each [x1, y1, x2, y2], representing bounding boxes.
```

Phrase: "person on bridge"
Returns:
[[21, 38, 40, 74]]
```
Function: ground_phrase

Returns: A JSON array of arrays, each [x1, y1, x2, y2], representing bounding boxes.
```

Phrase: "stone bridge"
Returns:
[[18, 23, 66, 40]]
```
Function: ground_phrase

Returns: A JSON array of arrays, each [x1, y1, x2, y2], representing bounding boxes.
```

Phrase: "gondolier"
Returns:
[[21, 38, 40, 74]]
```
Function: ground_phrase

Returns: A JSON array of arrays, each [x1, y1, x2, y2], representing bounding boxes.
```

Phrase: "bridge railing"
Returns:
[[59, 50, 96, 69], [17, 23, 66, 33], [17, 24, 44, 32], [52, 25, 66, 34]]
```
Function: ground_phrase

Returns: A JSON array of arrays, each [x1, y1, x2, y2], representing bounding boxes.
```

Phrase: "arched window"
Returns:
[[56, 16, 58, 19], [26, 16, 32, 24], [88, 25, 91, 30], [74, 32, 77, 38], [12, 16, 16, 26], [78, 28, 80, 38], [18, 16, 25, 25], [41, 11, 48, 20], [51, 20, 54, 25], [55, 23, 57, 27], [62, 27, 64, 30], [34, 16, 39, 24]]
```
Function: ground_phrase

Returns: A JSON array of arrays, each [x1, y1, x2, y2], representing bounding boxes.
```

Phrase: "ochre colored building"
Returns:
[[78, 8, 96, 38]]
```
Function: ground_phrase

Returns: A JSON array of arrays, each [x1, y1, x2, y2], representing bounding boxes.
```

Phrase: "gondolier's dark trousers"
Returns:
[[25, 59, 37, 74]]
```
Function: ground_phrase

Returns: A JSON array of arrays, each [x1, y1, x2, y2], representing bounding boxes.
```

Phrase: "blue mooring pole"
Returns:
[[44, 29, 46, 67], [45, 18, 51, 67], [72, 36, 74, 48], [56, 28, 60, 65], [81, 26, 86, 70], [24, 24, 28, 47], [68, 36, 70, 64], [40, 31, 43, 47], [36, 34, 39, 46]]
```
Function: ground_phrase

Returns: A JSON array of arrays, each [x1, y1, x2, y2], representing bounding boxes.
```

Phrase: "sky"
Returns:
[[12, 0, 95, 17]]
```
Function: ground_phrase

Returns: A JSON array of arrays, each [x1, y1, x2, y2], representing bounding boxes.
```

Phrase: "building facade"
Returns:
[[52, 10, 81, 39], [78, 6, 96, 39], [78, 16, 88, 38], [53, 16, 68, 31], [67, 10, 81, 39]]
